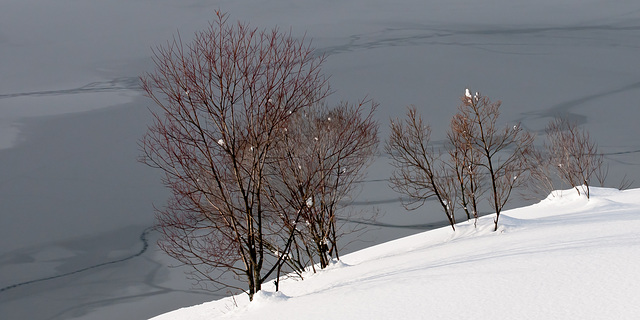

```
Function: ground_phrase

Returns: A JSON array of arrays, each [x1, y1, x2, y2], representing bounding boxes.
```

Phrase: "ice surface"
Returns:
[[1, 0, 639, 319]]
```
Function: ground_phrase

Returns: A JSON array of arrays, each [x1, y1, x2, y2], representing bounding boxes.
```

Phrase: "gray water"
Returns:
[[1, 1, 639, 319]]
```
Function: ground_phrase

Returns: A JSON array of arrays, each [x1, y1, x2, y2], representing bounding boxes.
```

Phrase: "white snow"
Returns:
[[150, 187, 640, 319]]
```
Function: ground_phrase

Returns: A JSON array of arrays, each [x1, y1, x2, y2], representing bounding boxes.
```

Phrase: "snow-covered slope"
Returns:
[[151, 187, 640, 319]]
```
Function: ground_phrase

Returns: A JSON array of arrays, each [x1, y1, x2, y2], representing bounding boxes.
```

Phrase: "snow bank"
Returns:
[[151, 187, 640, 319]]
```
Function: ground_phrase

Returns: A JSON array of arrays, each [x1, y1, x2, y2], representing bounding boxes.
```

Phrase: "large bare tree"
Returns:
[[139, 12, 329, 300]]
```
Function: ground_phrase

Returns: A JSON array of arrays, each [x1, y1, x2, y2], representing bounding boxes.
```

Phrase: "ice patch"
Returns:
[[0, 90, 136, 150]]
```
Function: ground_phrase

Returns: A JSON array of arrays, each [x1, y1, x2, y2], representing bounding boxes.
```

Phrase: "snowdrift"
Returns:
[[151, 188, 640, 319]]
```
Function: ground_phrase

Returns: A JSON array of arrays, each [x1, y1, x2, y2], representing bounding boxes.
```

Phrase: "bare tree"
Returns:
[[386, 106, 458, 230], [448, 113, 484, 225], [139, 12, 329, 300], [545, 117, 604, 199], [456, 90, 535, 231], [268, 100, 379, 271]]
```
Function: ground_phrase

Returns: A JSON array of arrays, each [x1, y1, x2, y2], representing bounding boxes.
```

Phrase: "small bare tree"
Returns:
[[456, 90, 535, 231], [448, 113, 483, 225], [268, 100, 379, 271], [545, 117, 604, 198], [140, 12, 329, 300], [386, 106, 458, 230]]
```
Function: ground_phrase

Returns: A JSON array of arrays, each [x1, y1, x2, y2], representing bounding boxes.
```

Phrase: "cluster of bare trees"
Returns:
[[533, 116, 632, 198], [387, 89, 622, 232], [387, 90, 535, 231], [542, 118, 604, 199], [140, 12, 378, 300]]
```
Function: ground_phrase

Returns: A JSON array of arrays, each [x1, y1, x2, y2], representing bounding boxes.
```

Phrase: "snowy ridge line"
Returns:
[[0, 226, 154, 293], [0, 77, 142, 99]]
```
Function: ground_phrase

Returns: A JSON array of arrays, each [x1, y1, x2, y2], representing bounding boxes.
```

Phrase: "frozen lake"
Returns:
[[1, 1, 639, 319]]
